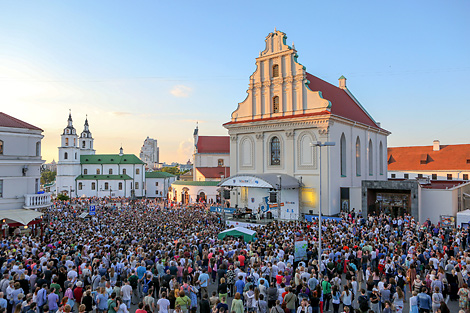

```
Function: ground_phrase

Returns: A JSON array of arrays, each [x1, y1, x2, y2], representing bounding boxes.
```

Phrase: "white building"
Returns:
[[169, 126, 230, 204], [140, 137, 159, 169], [0, 112, 50, 227], [145, 171, 177, 199], [388, 140, 470, 181], [221, 30, 390, 219], [56, 112, 145, 198]]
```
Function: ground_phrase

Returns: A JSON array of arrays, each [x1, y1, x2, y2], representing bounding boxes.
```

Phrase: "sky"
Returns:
[[0, 1, 469, 163]]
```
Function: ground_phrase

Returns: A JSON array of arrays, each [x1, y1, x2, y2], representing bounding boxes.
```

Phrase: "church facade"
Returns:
[[221, 30, 390, 218], [56, 113, 145, 198]]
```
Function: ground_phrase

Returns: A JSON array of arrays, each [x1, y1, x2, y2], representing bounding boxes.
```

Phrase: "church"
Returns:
[[55, 112, 145, 198], [220, 30, 390, 219]]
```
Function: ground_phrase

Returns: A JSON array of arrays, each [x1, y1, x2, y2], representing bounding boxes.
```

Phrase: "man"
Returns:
[[235, 276, 245, 297], [36, 284, 47, 313], [417, 287, 432, 313], [0, 292, 6, 310], [128, 270, 139, 305], [107, 293, 118, 313], [357, 289, 369, 313], [266, 282, 278, 309], [200, 294, 210, 313], [283, 288, 296, 313], [157, 292, 170, 313], [321, 276, 332, 312], [121, 280, 132, 309], [198, 269, 210, 297], [143, 287, 156, 313]]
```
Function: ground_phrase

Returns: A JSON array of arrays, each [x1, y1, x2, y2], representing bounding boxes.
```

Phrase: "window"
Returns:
[[391, 174, 396, 178], [447, 174, 453, 180], [0, 180, 3, 197], [118, 182, 123, 190], [96, 169, 100, 175], [155, 182, 159, 186], [78, 182, 83, 190], [135, 182, 139, 190], [355, 137, 361, 176], [272, 96, 280, 113], [432, 174, 437, 180], [272, 64, 279, 77], [464, 174, 469, 180], [73, 138, 76, 146], [65, 138, 69, 146], [36, 142, 40, 157], [136, 169, 140, 175], [84, 169, 88, 175], [91, 182, 96, 190], [218, 159, 224, 167], [123, 169, 126, 175], [404, 174, 409, 179], [368, 140, 373, 176], [35, 179, 39, 193], [104, 182, 109, 190], [75, 152, 77, 159], [270, 137, 281, 165], [0, 140, 3, 155], [64, 152, 68, 160], [417, 174, 423, 178], [379, 141, 384, 175], [340, 133, 346, 176], [82, 141, 86, 148], [109, 169, 113, 175]]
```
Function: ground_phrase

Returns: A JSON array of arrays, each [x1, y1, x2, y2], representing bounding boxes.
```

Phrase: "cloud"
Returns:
[[170, 85, 192, 98], [176, 139, 193, 162], [110, 111, 133, 117]]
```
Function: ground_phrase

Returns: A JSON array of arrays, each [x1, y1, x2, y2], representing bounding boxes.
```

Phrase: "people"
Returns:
[[0, 196, 464, 313]]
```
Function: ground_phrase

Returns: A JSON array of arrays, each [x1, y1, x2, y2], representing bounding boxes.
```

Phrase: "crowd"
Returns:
[[0, 197, 468, 313]]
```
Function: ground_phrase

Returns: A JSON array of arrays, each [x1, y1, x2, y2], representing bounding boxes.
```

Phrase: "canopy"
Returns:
[[219, 173, 300, 189], [0, 209, 43, 225], [218, 227, 257, 242], [457, 209, 470, 228]]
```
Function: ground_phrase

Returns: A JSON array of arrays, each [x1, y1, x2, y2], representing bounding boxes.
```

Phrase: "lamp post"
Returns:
[[221, 175, 225, 226], [277, 175, 282, 220], [311, 141, 335, 268]]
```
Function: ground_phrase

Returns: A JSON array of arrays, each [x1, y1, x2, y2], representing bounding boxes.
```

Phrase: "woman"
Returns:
[[310, 291, 320, 313], [409, 291, 418, 313], [457, 283, 469, 312], [226, 266, 235, 297], [175, 290, 191, 313], [217, 278, 228, 300], [392, 287, 404, 313], [340, 285, 352, 312], [116, 297, 129, 313], [296, 299, 311, 313], [331, 286, 341, 313], [109, 268, 118, 287], [81, 290, 94, 313], [431, 286, 444, 313], [370, 288, 380, 313], [96, 287, 109, 313], [231, 292, 244, 313], [413, 275, 423, 294]]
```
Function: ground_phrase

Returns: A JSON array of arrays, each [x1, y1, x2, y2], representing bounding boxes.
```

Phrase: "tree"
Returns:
[[161, 166, 181, 175], [41, 170, 56, 185]]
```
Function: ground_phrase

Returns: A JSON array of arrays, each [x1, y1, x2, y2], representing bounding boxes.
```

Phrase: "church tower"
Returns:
[[56, 111, 81, 197], [80, 115, 95, 155]]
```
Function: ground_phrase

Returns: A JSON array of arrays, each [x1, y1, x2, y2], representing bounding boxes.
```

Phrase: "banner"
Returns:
[[209, 206, 236, 214], [294, 236, 307, 262]]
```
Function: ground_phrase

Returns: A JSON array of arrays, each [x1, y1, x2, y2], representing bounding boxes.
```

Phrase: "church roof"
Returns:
[[145, 171, 176, 178], [388, 144, 470, 171], [0, 112, 43, 131], [197, 136, 230, 154], [80, 154, 144, 165], [76, 174, 133, 180], [305, 73, 379, 129], [196, 167, 230, 179]]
